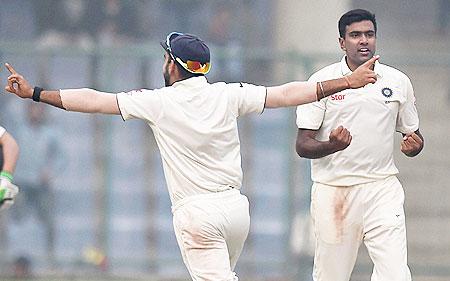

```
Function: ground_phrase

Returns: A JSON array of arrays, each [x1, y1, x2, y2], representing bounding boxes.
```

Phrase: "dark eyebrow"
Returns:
[[348, 30, 375, 35]]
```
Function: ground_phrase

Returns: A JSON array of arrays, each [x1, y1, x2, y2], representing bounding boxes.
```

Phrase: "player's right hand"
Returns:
[[4, 63, 33, 99], [328, 125, 352, 152], [347, 55, 379, 88], [0, 176, 19, 211]]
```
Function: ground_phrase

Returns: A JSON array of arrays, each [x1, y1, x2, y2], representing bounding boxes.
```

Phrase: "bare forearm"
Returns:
[[266, 56, 378, 108], [28, 89, 113, 113], [0, 133, 19, 174], [36, 88, 119, 114], [266, 81, 316, 108], [40, 90, 65, 109], [296, 138, 337, 159], [5, 63, 114, 113], [320, 77, 351, 99], [59, 89, 119, 114], [266, 77, 351, 108]]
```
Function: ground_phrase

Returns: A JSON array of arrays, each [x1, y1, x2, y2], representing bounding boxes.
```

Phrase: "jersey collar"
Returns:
[[340, 56, 383, 78], [172, 76, 208, 88]]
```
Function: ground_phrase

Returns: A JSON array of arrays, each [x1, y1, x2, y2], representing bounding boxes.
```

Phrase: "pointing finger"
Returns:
[[362, 55, 380, 68], [5, 63, 17, 75]]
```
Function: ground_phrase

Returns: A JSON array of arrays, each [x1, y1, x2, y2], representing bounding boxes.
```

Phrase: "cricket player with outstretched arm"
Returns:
[[5, 32, 378, 280], [296, 9, 424, 281], [0, 125, 20, 211]]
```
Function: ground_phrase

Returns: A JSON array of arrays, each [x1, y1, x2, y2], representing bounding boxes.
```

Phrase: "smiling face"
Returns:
[[339, 20, 376, 71]]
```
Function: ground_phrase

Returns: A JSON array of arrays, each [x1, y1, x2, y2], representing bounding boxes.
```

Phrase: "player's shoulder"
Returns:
[[122, 87, 165, 96], [218, 81, 252, 88], [213, 81, 263, 93], [378, 63, 411, 82]]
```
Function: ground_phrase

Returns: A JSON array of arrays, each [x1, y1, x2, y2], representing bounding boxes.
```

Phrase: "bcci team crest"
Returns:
[[381, 87, 393, 98]]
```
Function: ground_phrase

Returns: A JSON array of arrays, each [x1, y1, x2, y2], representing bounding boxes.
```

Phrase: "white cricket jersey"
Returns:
[[0, 126, 5, 138], [117, 76, 266, 204], [296, 56, 419, 186]]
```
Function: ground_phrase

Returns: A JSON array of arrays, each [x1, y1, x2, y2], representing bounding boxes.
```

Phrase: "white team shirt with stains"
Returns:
[[296, 56, 419, 186]]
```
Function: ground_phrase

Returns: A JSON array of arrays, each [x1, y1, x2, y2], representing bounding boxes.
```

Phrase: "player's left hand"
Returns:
[[0, 176, 19, 211], [4, 63, 33, 99], [401, 132, 423, 157]]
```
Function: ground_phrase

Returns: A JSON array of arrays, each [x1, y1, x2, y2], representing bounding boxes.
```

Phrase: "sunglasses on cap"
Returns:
[[165, 32, 211, 75]]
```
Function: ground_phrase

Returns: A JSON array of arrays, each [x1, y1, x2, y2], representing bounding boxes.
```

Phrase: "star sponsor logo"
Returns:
[[331, 94, 346, 101]]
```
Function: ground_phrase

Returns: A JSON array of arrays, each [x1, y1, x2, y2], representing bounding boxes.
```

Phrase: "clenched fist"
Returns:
[[329, 125, 352, 153]]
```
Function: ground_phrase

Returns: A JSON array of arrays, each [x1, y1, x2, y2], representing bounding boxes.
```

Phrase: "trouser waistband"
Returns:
[[171, 189, 241, 214]]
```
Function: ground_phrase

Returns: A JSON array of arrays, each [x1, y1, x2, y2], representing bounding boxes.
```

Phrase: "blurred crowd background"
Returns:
[[0, 0, 449, 280]]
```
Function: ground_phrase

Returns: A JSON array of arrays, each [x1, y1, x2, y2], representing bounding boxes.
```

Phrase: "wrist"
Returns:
[[343, 76, 352, 89], [325, 140, 339, 154], [32, 86, 43, 102]]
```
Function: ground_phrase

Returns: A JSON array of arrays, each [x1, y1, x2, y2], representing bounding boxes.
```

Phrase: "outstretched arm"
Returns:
[[0, 131, 19, 174], [265, 55, 379, 108], [5, 63, 120, 115]]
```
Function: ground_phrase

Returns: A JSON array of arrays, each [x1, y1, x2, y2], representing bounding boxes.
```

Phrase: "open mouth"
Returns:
[[358, 48, 371, 55]]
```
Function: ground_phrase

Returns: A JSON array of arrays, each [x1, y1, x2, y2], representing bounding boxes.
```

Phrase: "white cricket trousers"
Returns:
[[172, 189, 250, 281], [311, 176, 412, 281]]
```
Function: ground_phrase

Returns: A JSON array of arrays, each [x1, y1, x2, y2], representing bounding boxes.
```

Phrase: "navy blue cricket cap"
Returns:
[[160, 32, 211, 73]]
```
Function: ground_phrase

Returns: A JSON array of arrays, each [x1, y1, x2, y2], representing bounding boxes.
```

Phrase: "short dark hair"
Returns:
[[338, 9, 377, 38]]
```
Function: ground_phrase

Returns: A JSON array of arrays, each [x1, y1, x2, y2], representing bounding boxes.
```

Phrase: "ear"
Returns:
[[339, 37, 346, 51], [168, 60, 177, 74]]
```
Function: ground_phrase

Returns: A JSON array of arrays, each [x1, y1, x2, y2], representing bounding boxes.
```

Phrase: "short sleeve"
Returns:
[[296, 102, 326, 129], [296, 73, 326, 130], [0, 126, 5, 138], [228, 83, 267, 117], [117, 89, 163, 124], [396, 77, 419, 133]]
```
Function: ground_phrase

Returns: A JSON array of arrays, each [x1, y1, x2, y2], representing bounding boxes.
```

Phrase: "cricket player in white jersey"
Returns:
[[0, 125, 20, 211], [6, 31, 378, 280], [296, 9, 424, 281]]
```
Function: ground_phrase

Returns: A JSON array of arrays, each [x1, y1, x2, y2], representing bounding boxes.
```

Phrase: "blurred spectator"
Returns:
[[12, 255, 32, 279], [0, 0, 35, 41], [34, 0, 146, 48], [10, 103, 65, 266], [160, 0, 203, 34], [206, 3, 244, 83], [34, 0, 97, 49], [95, 0, 141, 46]]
